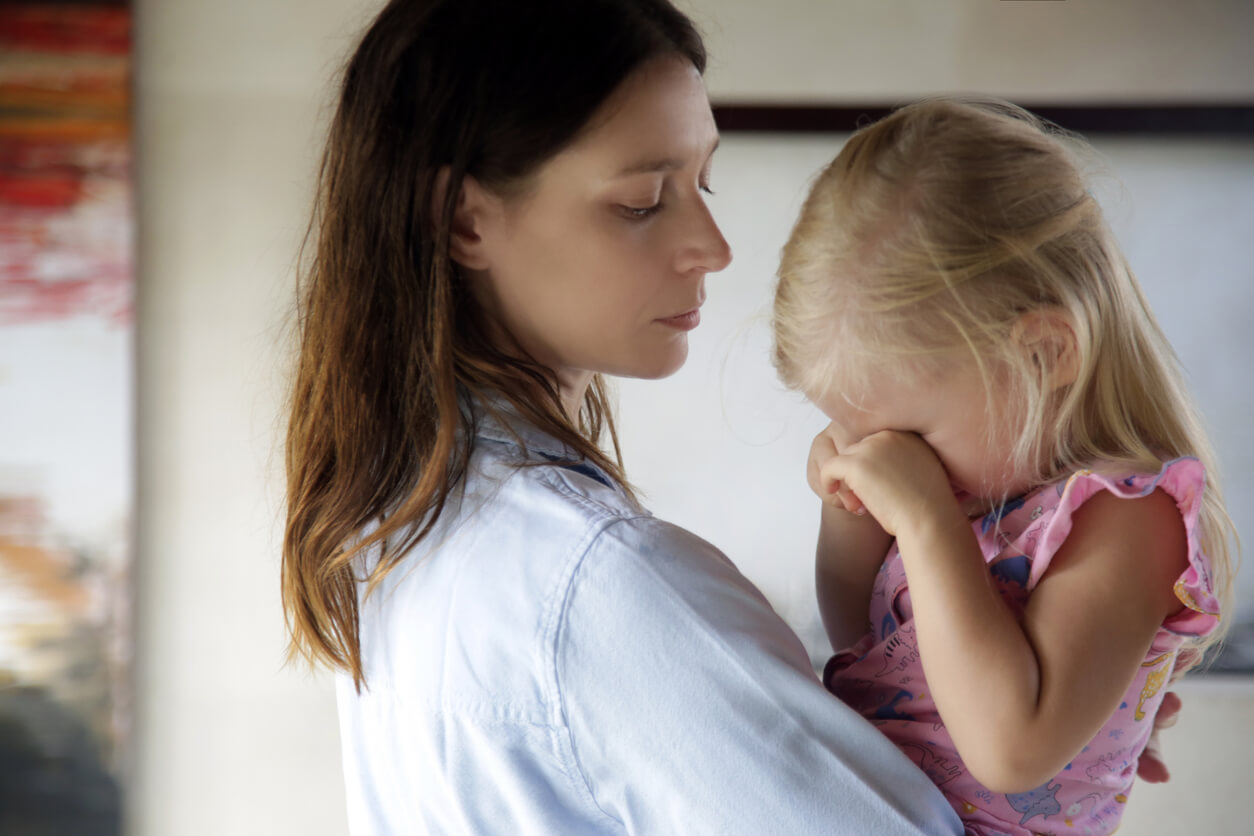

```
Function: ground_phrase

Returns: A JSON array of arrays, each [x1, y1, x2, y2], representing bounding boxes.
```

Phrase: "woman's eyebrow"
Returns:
[[612, 138, 720, 179], [613, 157, 684, 177]]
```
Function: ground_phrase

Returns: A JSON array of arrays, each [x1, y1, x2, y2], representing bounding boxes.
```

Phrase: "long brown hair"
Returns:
[[283, 0, 706, 689]]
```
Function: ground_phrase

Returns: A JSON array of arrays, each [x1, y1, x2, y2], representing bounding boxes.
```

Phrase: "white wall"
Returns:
[[684, 0, 1254, 103], [132, 1, 1254, 834], [132, 1, 365, 832]]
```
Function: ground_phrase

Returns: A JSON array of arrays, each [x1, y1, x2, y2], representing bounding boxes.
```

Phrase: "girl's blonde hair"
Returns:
[[773, 96, 1237, 667]]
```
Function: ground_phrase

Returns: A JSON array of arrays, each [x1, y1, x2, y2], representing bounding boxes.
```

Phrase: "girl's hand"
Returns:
[[808, 423, 895, 652], [807, 424, 867, 515], [815, 430, 962, 538]]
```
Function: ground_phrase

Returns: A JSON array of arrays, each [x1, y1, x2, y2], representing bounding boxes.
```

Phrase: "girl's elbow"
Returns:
[[970, 764, 1059, 796], [963, 742, 1067, 795]]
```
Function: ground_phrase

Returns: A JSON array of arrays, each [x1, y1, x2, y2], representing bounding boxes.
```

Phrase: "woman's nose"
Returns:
[[677, 199, 732, 275]]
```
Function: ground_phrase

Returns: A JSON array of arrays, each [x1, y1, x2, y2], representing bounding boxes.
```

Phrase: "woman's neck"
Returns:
[[558, 370, 594, 424]]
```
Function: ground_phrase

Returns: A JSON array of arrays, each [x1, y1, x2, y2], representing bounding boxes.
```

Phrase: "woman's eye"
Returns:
[[620, 202, 662, 220]]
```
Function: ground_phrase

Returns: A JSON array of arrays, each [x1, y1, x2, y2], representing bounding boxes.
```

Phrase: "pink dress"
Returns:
[[826, 458, 1220, 836]]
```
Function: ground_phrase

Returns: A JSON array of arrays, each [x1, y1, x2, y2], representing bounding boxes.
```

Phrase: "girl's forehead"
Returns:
[[813, 351, 976, 421], [812, 376, 895, 423], [811, 354, 912, 409], [834, 386, 876, 413]]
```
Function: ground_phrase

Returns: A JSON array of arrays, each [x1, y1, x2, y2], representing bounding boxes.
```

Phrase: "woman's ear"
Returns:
[[1012, 308, 1079, 391], [432, 167, 497, 272]]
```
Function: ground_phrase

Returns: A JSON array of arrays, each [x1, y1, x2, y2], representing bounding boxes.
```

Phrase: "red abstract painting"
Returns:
[[1, 3, 132, 832], [1, 2, 132, 325]]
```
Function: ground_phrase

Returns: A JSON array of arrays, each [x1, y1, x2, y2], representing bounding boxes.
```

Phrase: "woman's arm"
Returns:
[[819, 431, 1189, 793], [555, 516, 963, 835]]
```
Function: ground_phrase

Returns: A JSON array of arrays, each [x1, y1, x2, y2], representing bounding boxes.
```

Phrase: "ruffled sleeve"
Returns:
[[1025, 457, 1220, 638]]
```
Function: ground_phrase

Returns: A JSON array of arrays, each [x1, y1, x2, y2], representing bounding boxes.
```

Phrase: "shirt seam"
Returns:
[[346, 682, 560, 728], [535, 477, 650, 829]]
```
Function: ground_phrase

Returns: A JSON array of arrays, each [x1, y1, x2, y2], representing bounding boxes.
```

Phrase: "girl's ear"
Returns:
[[432, 167, 498, 272], [1013, 308, 1079, 391]]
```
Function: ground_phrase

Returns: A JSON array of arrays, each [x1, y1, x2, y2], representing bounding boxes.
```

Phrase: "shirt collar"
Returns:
[[467, 392, 619, 490]]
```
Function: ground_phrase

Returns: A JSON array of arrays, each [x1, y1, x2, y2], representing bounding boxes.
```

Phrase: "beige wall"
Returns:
[[132, 1, 358, 832], [132, 1, 1253, 833], [686, 0, 1254, 103]]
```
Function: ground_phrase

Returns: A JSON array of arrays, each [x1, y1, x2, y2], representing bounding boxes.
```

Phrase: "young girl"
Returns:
[[772, 97, 1236, 836]]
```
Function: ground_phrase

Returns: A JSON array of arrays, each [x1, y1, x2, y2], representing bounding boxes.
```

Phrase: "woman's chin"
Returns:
[[614, 344, 689, 381]]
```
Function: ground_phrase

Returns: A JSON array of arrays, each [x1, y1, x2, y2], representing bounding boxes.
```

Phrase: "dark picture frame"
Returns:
[[713, 103, 1254, 136]]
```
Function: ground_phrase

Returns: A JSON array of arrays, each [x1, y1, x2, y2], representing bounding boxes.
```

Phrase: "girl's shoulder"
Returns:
[[992, 458, 1220, 637], [1050, 456, 1205, 511], [982, 457, 1205, 531]]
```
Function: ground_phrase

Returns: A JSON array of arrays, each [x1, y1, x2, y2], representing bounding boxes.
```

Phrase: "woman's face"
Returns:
[[463, 57, 732, 403]]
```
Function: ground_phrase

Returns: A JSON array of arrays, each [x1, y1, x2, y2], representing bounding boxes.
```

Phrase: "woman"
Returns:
[[282, 1, 1168, 832]]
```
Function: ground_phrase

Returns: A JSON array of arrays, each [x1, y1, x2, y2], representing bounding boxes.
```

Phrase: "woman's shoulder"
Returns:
[[482, 451, 753, 612], [552, 508, 796, 678], [458, 436, 792, 673], [471, 437, 647, 530], [436, 443, 765, 648], [353, 452, 672, 702]]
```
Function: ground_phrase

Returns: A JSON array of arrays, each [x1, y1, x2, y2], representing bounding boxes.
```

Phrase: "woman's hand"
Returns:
[[814, 429, 961, 539]]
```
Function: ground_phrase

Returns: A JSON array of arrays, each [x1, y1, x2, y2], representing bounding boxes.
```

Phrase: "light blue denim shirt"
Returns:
[[336, 406, 963, 835]]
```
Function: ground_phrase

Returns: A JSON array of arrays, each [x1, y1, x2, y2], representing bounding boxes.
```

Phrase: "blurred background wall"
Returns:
[[131, 0, 1253, 833]]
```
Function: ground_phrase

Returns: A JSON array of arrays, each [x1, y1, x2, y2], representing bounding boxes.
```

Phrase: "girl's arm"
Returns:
[[816, 503, 893, 652], [898, 488, 1186, 792], [807, 425, 894, 652], [820, 431, 1189, 794]]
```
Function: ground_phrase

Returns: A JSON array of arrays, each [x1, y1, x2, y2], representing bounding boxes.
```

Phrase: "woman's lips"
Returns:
[[657, 308, 701, 331]]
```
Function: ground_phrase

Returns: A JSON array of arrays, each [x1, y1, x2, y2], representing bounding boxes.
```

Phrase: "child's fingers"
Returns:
[[818, 455, 848, 496], [820, 456, 869, 517], [836, 487, 865, 515], [807, 433, 841, 497], [1136, 736, 1170, 783], [1155, 691, 1182, 729], [1135, 691, 1181, 783], [822, 471, 865, 516], [808, 460, 838, 499]]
